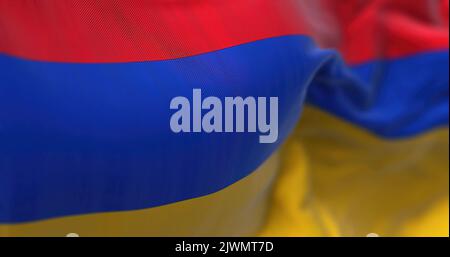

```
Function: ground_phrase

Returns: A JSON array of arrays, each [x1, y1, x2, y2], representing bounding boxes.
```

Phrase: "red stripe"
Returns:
[[0, 0, 307, 63], [1, 0, 447, 64], [319, 0, 449, 64]]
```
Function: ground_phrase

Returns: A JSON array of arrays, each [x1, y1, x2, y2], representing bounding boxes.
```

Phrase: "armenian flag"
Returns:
[[0, 0, 448, 236]]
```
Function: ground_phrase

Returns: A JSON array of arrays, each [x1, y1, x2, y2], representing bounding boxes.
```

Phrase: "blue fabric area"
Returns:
[[0, 35, 447, 222], [0, 36, 322, 222], [307, 50, 449, 138]]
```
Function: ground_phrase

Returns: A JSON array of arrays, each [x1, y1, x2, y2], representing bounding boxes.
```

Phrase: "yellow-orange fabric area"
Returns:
[[261, 107, 449, 237]]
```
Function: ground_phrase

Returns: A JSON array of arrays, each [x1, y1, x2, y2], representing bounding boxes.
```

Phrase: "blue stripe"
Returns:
[[0, 35, 324, 223], [306, 50, 449, 138], [1, 35, 447, 223]]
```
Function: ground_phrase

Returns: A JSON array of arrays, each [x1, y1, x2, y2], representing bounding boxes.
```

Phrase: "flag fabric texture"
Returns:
[[0, 0, 448, 236]]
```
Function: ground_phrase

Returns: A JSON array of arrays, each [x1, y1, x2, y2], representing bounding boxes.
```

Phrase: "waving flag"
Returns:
[[0, 0, 448, 236]]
